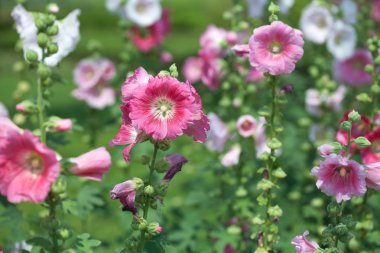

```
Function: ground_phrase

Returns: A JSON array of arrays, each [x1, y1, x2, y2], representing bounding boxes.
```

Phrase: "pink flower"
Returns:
[[199, 54, 224, 90], [69, 147, 111, 181], [222, 145, 241, 167], [373, 0, 380, 22], [361, 126, 380, 164], [200, 25, 227, 57], [365, 162, 380, 190], [160, 51, 173, 64], [333, 49, 373, 87], [121, 67, 152, 102], [326, 85, 346, 111], [255, 117, 271, 158], [129, 75, 207, 140], [129, 9, 170, 52], [53, 118, 72, 132], [182, 57, 203, 83], [246, 67, 265, 83], [74, 59, 103, 89], [311, 154, 367, 202], [224, 244, 236, 253], [110, 180, 137, 214], [318, 144, 334, 157], [291, 231, 319, 253], [248, 21, 304, 75], [0, 102, 8, 118], [0, 119, 60, 203], [72, 85, 116, 110], [236, 115, 257, 138], [99, 58, 116, 81], [336, 110, 371, 147], [162, 154, 188, 183], [206, 113, 229, 152], [231, 44, 250, 58]]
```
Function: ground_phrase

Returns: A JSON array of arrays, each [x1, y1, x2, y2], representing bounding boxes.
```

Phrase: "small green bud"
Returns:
[[252, 215, 265, 225], [169, 64, 178, 78], [132, 177, 144, 189], [267, 138, 282, 149], [47, 43, 59, 55], [364, 64, 374, 73], [26, 50, 39, 62], [138, 220, 148, 231], [375, 57, 380, 66], [268, 2, 280, 13], [348, 110, 361, 122], [330, 142, 343, 153], [356, 92, 372, 103], [144, 185, 154, 195], [223, 11, 232, 20], [58, 228, 70, 239], [268, 205, 283, 217], [353, 136, 371, 148], [37, 63, 52, 79], [227, 225, 241, 235], [46, 14, 56, 26], [340, 121, 352, 132], [156, 139, 171, 151], [335, 223, 348, 236], [47, 25, 59, 36], [235, 186, 247, 197], [273, 168, 286, 178], [257, 179, 274, 191], [147, 222, 162, 235], [368, 44, 377, 52], [35, 18, 46, 30], [327, 201, 341, 216], [158, 70, 170, 76], [140, 155, 150, 165], [371, 84, 380, 94], [37, 33, 49, 48]]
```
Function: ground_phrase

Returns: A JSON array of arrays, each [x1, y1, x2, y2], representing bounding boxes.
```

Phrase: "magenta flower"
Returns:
[[311, 154, 367, 202], [200, 25, 227, 57], [361, 126, 380, 165], [291, 231, 319, 253], [365, 162, 380, 190], [0, 118, 60, 203], [246, 67, 265, 83], [206, 113, 229, 152], [182, 57, 203, 83], [373, 0, 380, 22], [222, 145, 241, 167], [110, 180, 137, 214], [333, 49, 373, 87], [236, 115, 257, 138], [199, 53, 224, 90], [162, 154, 188, 183], [121, 67, 152, 103], [69, 147, 111, 181], [248, 21, 304, 75]]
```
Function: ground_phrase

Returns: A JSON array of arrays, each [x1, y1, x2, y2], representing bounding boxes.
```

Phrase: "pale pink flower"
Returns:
[[222, 145, 241, 167], [373, 0, 380, 22], [236, 115, 257, 138], [72, 85, 116, 110], [231, 44, 250, 58], [206, 113, 229, 152], [199, 54, 224, 90], [311, 154, 367, 202], [0, 102, 8, 118], [333, 49, 373, 87], [0, 119, 60, 203], [291, 231, 319, 253], [249, 21, 304, 75], [162, 154, 188, 183], [326, 85, 346, 111], [160, 51, 173, 64], [255, 117, 271, 158], [200, 25, 227, 57], [69, 147, 111, 181], [99, 58, 116, 82], [74, 59, 103, 89], [110, 180, 137, 214], [53, 118, 72, 132], [318, 144, 334, 157], [182, 57, 203, 83], [246, 67, 265, 83], [365, 162, 380, 190], [305, 89, 322, 116], [129, 9, 170, 52]]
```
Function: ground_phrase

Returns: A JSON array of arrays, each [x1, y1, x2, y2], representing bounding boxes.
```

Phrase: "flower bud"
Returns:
[[157, 140, 171, 151], [144, 185, 154, 195], [273, 168, 286, 178], [138, 220, 148, 231], [348, 110, 361, 122], [353, 137, 371, 148], [37, 63, 52, 79], [340, 121, 352, 132], [147, 223, 162, 235], [47, 25, 59, 36], [16, 100, 36, 114], [371, 84, 380, 94], [58, 228, 70, 239], [26, 50, 39, 62], [47, 43, 59, 55], [140, 155, 150, 165], [37, 33, 49, 48], [46, 14, 56, 26], [267, 138, 282, 149], [268, 205, 283, 217], [47, 3, 60, 14], [169, 64, 178, 78], [132, 177, 144, 189], [356, 93, 372, 103], [35, 17, 46, 30]]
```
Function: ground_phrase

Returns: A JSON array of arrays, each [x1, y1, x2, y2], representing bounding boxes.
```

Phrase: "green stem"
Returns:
[[345, 127, 351, 157], [137, 144, 159, 253], [47, 192, 60, 252], [37, 77, 46, 143]]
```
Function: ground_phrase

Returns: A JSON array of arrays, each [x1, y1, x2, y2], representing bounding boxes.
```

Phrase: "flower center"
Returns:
[[85, 70, 95, 80], [152, 98, 174, 120], [23, 153, 44, 176], [136, 2, 148, 13], [317, 17, 327, 28], [269, 41, 282, 54], [336, 166, 350, 177], [241, 120, 253, 131]]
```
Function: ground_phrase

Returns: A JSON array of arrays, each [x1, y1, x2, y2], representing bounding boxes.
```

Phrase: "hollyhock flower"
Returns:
[[311, 154, 367, 202], [340, 0, 358, 24], [12, 241, 33, 253], [121, 67, 152, 102], [72, 85, 116, 110], [182, 57, 203, 83], [11, 5, 81, 67], [160, 51, 173, 64], [129, 75, 209, 140], [333, 49, 373, 87], [237, 115, 257, 138], [248, 21, 304, 75], [231, 44, 250, 58], [99, 58, 116, 82], [224, 244, 236, 253], [0, 119, 60, 203], [300, 4, 333, 44], [327, 21, 356, 60], [105, 0, 123, 14], [222, 145, 241, 167], [69, 147, 111, 181], [200, 25, 227, 57], [247, 0, 267, 19], [206, 113, 229, 152], [305, 89, 322, 116], [364, 162, 380, 190], [125, 0, 162, 27], [129, 9, 170, 52], [318, 144, 335, 157], [291, 231, 319, 253], [51, 118, 72, 132], [0, 102, 8, 118], [254, 117, 277, 158], [373, 0, 380, 22], [162, 154, 188, 183], [361, 126, 380, 164], [110, 180, 137, 214], [336, 109, 371, 147], [326, 85, 346, 111], [74, 59, 106, 89], [246, 67, 265, 83], [200, 56, 224, 90]]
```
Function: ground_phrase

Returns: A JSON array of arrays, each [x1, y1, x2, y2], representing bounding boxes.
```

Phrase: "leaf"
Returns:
[[75, 233, 101, 253], [27, 237, 52, 251], [77, 185, 104, 217]]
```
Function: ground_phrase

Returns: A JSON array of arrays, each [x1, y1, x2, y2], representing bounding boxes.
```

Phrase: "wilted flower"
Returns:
[[231, 44, 250, 58], [222, 145, 241, 167], [236, 115, 257, 138], [69, 147, 111, 181], [311, 154, 367, 202], [162, 154, 188, 183], [326, 20, 356, 60], [333, 49, 373, 87], [0, 118, 60, 203], [248, 21, 304, 75], [291, 231, 319, 253], [300, 3, 333, 44], [224, 244, 236, 253], [125, 0, 162, 27], [110, 180, 137, 214], [206, 113, 229, 152]]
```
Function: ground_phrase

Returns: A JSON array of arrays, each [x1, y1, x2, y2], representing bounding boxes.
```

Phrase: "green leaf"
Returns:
[[27, 237, 52, 251], [75, 233, 101, 253]]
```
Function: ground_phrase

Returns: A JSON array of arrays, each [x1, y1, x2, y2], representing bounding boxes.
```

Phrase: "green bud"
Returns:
[[37, 63, 52, 79], [268, 205, 283, 217], [140, 155, 150, 165], [223, 11, 232, 20], [132, 177, 144, 189], [47, 43, 59, 55], [227, 225, 241, 235], [268, 2, 280, 13], [26, 50, 39, 62], [364, 64, 374, 73], [368, 44, 377, 52], [327, 201, 341, 216], [138, 220, 148, 231], [353, 136, 371, 148], [144, 185, 154, 195], [35, 18, 46, 30], [273, 168, 286, 178], [252, 215, 265, 225], [156, 139, 171, 151], [257, 179, 274, 191], [267, 138, 282, 149], [335, 223, 348, 236], [47, 25, 59, 36], [154, 159, 170, 173], [158, 70, 170, 76], [356, 92, 372, 103], [58, 228, 70, 239], [329, 142, 343, 153], [147, 222, 162, 235], [258, 110, 270, 117], [169, 64, 178, 78], [375, 57, 380, 66], [235, 186, 247, 197], [311, 198, 324, 208], [16, 100, 36, 114], [37, 33, 49, 48], [340, 121, 351, 132], [371, 84, 380, 94], [46, 14, 56, 26], [348, 110, 361, 122]]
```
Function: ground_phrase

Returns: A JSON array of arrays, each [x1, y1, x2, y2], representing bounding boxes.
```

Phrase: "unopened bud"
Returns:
[[37, 33, 49, 48]]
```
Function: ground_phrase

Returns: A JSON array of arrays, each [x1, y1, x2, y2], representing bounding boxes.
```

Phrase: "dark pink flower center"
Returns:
[[23, 152, 44, 175], [151, 97, 175, 120], [268, 41, 283, 54], [241, 120, 253, 131]]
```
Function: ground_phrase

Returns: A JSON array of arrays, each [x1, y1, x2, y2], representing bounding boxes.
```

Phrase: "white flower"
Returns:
[[300, 3, 333, 44], [247, 0, 267, 19], [279, 0, 295, 14], [11, 5, 81, 67], [327, 20, 356, 60], [105, 0, 122, 13], [221, 145, 241, 167], [0, 102, 8, 118], [340, 0, 358, 24], [125, 0, 162, 27], [45, 9, 81, 66]]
